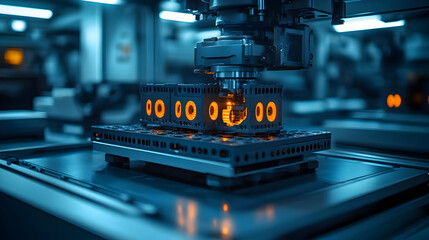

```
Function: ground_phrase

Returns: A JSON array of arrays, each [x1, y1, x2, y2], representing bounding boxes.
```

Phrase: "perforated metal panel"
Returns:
[[91, 125, 331, 177]]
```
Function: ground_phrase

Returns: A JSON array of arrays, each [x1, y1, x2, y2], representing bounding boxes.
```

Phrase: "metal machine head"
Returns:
[[189, 0, 326, 91], [186, 0, 333, 126]]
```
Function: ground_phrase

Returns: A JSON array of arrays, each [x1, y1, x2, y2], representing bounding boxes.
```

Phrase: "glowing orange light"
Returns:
[[186, 201, 197, 236], [266, 102, 277, 122], [222, 106, 247, 127], [255, 102, 263, 122], [387, 94, 402, 108], [223, 203, 229, 212], [394, 94, 401, 108], [209, 101, 219, 121], [175, 101, 182, 118], [185, 101, 197, 121], [146, 99, 152, 116], [387, 94, 394, 108], [155, 99, 165, 118], [220, 219, 232, 239], [265, 205, 274, 220], [222, 226, 229, 235], [176, 200, 198, 236], [177, 202, 185, 227], [4, 48, 24, 66], [188, 202, 197, 219], [427, 96, 429, 104]]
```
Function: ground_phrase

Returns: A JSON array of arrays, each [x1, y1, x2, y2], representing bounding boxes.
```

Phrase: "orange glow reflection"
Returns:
[[176, 200, 198, 236], [265, 205, 275, 220], [256, 204, 276, 222], [221, 218, 232, 239], [223, 203, 229, 212], [212, 219, 218, 228], [177, 202, 185, 227]]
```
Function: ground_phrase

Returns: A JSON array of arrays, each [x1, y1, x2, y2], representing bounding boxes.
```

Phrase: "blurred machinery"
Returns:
[[0, 41, 46, 110], [33, 2, 159, 135], [324, 14, 429, 157]]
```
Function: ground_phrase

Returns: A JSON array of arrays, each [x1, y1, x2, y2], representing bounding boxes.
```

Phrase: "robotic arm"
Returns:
[[186, 0, 334, 124], [189, 0, 324, 91]]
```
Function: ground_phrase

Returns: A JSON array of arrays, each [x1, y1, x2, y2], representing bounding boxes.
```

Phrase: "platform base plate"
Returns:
[[92, 124, 330, 178], [104, 153, 318, 188]]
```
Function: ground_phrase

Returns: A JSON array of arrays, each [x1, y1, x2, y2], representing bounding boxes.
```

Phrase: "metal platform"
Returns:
[[0, 110, 46, 140], [1, 148, 428, 239], [91, 125, 331, 178]]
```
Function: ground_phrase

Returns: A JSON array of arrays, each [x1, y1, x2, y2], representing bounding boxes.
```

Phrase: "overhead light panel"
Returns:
[[11, 19, 27, 32], [159, 11, 196, 23], [333, 15, 405, 33], [0, 4, 53, 19], [82, 0, 124, 5]]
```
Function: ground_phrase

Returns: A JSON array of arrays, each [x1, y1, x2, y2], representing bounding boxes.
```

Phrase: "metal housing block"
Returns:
[[139, 83, 283, 134], [140, 84, 173, 125]]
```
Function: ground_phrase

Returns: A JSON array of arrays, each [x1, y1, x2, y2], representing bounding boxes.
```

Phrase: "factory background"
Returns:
[[0, 0, 429, 239]]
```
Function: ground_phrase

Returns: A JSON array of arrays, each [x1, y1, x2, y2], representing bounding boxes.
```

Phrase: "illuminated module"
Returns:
[[140, 83, 282, 134], [92, 83, 331, 186]]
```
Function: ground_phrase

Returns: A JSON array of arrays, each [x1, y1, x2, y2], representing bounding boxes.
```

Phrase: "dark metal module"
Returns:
[[140, 83, 283, 134]]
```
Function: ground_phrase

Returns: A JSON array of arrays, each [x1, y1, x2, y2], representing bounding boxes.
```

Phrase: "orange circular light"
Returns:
[[209, 101, 219, 121], [255, 102, 263, 122], [387, 94, 394, 108], [155, 99, 165, 118], [175, 101, 182, 118], [146, 99, 152, 116], [4, 48, 24, 66], [266, 102, 277, 122], [185, 101, 197, 121], [394, 94, 401, 108]]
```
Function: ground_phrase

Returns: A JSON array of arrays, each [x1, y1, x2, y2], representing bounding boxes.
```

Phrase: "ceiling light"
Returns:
[[159, 11, 196, 23], [82, 0, 124, 5], [11, 19, 27, 32], [0, 4, 53, 19], [333, 15, 404, 33]]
